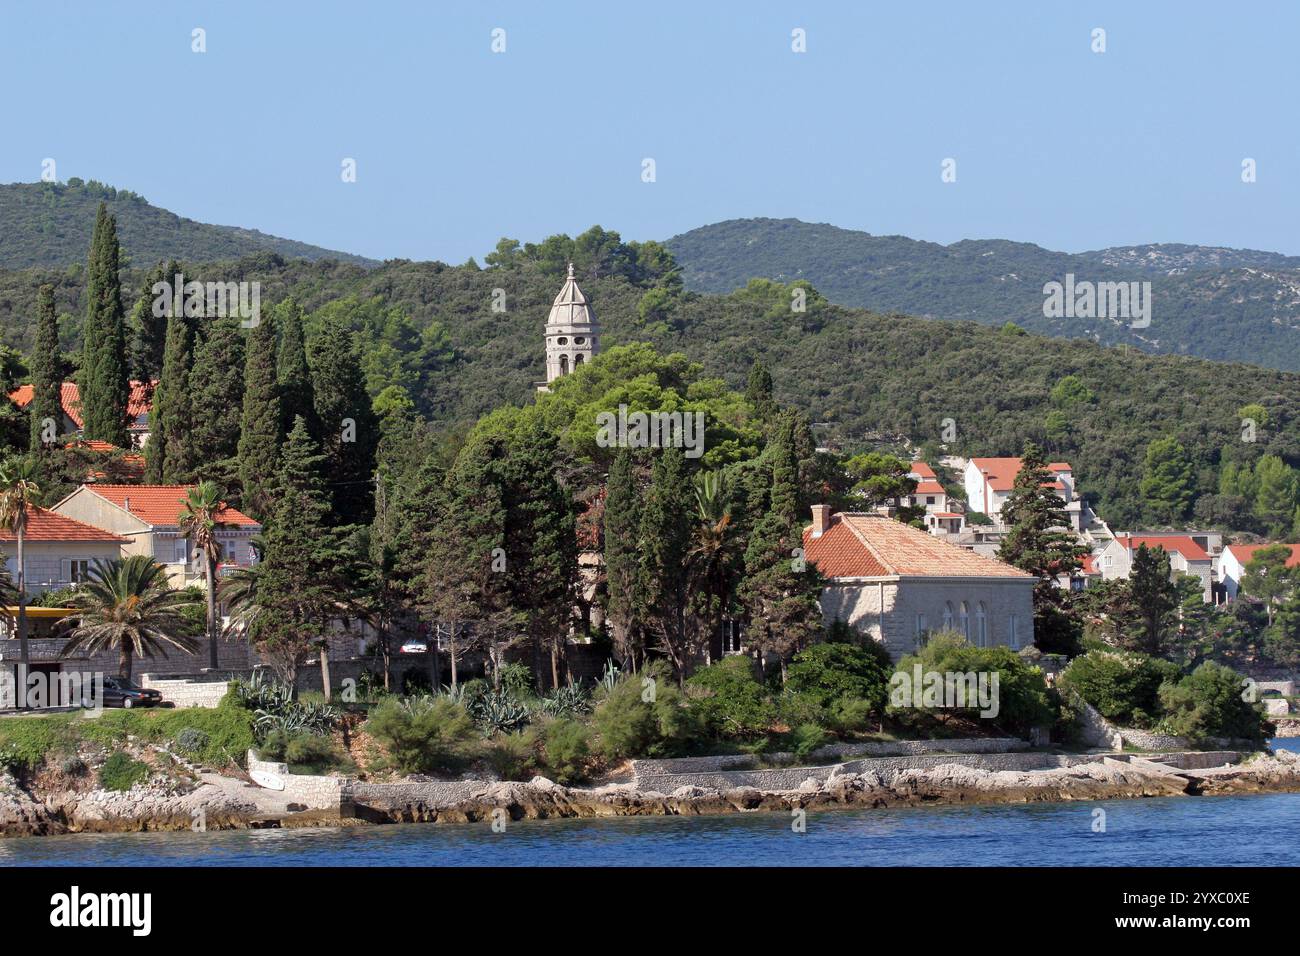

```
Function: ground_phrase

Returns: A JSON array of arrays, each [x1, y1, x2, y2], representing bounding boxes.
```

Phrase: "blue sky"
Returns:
[[3, 1, 1296, 262]]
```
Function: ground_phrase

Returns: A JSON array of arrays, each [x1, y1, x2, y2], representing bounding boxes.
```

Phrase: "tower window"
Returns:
[[573, 354, 584, 367], [558, 355, 569, 376], [574, 337, 585, 345], [556, 337, 568, 346]]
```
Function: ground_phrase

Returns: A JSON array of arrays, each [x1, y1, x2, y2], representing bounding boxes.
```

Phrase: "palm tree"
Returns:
[[56, 555, 201, 681], [0, 457, 42, 696], [178, 481, 226, 670], [687, 471, 742, 666]]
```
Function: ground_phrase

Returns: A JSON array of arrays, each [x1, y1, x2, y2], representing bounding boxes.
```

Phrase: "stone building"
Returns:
[[802, 507, 1036, 660], [537, 263, 599, 391]]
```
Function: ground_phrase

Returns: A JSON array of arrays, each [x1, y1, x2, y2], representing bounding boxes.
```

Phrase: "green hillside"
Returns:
[[0, 180, 375, 270], [667, 218, 1300, 371]]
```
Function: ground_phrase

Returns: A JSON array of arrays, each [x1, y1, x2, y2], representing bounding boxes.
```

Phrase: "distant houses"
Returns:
[[1220, 543, 1300, 601], [8, 381, 154, 447]]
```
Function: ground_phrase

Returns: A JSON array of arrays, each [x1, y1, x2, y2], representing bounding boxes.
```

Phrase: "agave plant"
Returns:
[[599, 660, 621, 695], [540, 683, 590, 719], [472, 690, 531, 735]]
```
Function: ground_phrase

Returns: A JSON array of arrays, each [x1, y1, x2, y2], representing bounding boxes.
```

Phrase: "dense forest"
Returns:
[[2, 221, 1299, 532], [0, 181, 374, 270], [667, 218, 1300, 371]]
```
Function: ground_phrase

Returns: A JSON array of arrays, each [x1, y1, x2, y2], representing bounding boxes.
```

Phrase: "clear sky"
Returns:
[[3, 1, 1296, 262]]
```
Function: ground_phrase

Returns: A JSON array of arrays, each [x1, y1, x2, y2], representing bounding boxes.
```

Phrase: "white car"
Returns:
[[399, 638, 428, 654]]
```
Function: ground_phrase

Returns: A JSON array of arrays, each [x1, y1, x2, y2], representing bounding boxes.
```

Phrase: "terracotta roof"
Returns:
[[931, 512, 962, 518], [913, 480, 946, 495], [1080, 553, 1098, 575], [1224, 543, 1300, 569], [804, 512, 1032, 580], [969, 457, 1071, 492], [10, 381, 153, 429], [910, 461, 937, 479], [1118, 534, 1210, 562], [79, 485, 259, 527], [0, 507, 126, 543]]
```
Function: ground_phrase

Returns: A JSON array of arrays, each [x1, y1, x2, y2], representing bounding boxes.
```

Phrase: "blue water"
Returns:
[[5, 741, 1298, 867]]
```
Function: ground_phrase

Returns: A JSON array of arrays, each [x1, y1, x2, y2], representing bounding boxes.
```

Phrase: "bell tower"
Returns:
[[539, 262, 599, 391]]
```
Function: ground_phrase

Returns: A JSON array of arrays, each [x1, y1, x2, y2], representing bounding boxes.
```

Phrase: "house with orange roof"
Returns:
[[50, 484, 260, 589], [963, 457, 1089, 532], [1219, 542, 1300, 601], [9, 381, 155, 447], [803, 506, 1036, 659], [1096, 533, 1215, 602], [0, 507, 128, 594], [905, 461, 954, 515]]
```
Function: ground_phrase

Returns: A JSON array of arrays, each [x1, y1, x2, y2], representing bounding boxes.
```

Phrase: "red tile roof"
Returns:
[[1224, 543, 1300, 569], [81, 485, 259, 527], [913, 480, 946, 495], [1080, 553, 1098, 575], [804, 513, 1032, 580], [910, 461, 937, 480], [10, 381, 153, 429], [0, 507, 126, 543], [1118, 534, 1210, 562], [970, 457, 1071, 492]]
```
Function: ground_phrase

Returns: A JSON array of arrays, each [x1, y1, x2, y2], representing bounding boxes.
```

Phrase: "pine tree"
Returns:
[[237, 318, 283, 519], [603, 448, 646, 668], [1128, 544, 1177, 656], [80, 203, 129, 445], [189, 318, 247, 482], [308, 319, 378, 525], [738, 412, 825, 679], [275, 299, 317, 438], [638, 447, 694, 678], [145, 311, 195, 482], [28, 285, 63, 453], [997, 440, 1087, 654], [1140, 436, 1195, 523]]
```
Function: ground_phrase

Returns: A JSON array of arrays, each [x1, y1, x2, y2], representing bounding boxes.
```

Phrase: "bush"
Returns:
[[776, 689, 828, 729], [482, 729, 539, 781], [497, 662, 535, 699], [1159, 662, 1272, 744], [591, 663, 701, 761], [687, 657, 775, 738], [175, 728, 210, 756], [366, 696, 478, 775], [542, 718, 591, 784], [471, 690, 531, 735], [892, 632, 1056, 736], [828, 697, 876, 734], [0, 714, 79, 770], [786, 642, 889, 714], [1058, 649, 1180, 727], [99, 752, 150, 791], [790, 723, 830, 761]]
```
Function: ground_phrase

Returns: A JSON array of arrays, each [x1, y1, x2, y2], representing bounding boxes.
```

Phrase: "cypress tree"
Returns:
[[638, 447, 694, 678], [255, 416, 347, 691], [128, 259, 178, 384], [145, 311, 196, 482], [190, 318, 247, 481], [738, 412, 825, 679], [237, 317, 283, 519], [80, 203, 129, 446], [29, 285, 63, 453], [603, 448, 646, 668], [309, 319, 378, 525], [276, 299, 316, 437]]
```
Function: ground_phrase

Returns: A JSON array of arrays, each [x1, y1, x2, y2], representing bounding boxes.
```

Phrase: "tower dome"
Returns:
[[543, 262, 599, 385]]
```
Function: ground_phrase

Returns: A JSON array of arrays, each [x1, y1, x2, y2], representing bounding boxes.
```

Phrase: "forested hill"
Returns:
[[666, 218, 1300, 371], [0, 180, 375, 269], [3, 230, 1297, 531]]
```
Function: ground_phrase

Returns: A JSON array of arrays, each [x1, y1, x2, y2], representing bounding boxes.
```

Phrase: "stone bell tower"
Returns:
[[539, 262, 599, 391]]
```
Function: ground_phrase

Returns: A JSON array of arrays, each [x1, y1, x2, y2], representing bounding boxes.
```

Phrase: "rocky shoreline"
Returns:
[[6, 749, 1300, 837]]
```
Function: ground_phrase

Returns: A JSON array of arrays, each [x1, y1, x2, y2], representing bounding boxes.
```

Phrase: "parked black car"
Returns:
[[100, 677, 163, 709]]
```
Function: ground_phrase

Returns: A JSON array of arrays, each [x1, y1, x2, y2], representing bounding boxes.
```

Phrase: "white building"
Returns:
[[0, 507, 127, 594], [1096, 533, 1214, 602], [964, 457, 1086, 531], [1219, 543, 1300, 601], [537, 263, 599, 391]]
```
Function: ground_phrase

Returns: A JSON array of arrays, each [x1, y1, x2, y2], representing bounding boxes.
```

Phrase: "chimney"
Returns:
[[124, 496, 131, 513], [811, 504, 831, 537]]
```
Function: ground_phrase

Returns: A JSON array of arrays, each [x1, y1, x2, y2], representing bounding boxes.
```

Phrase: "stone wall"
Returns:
[[246, 752, 346, 811], [139, 676, 228, 708]]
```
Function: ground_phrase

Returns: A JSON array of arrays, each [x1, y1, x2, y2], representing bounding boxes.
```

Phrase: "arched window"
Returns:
[[573, 353, 584, 367], [976, 602, 988, 647], [558, 354, 569, 376], [574, 337, 585, 345], [959, 602, 970, 641], [942, 602, 954, 631], [556, 337, 568, 346]]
